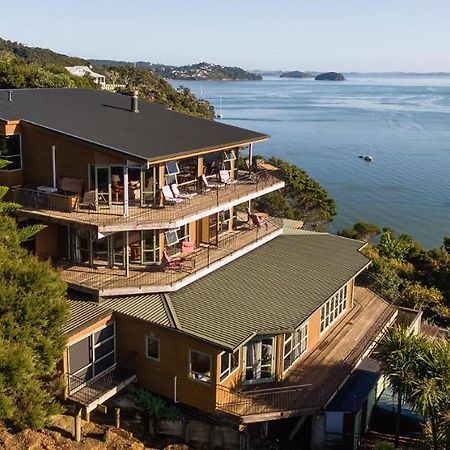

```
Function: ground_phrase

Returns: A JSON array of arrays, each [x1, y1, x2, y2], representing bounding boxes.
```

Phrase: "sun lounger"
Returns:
[[162, 185, 184, 204]]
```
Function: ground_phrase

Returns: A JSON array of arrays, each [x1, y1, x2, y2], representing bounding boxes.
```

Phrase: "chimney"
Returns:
[[131, 91, 139, 113], [7, 91, 12, 102]]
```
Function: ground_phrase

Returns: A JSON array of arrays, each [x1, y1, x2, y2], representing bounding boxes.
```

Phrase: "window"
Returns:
[[283, 323, 308, 372], [67, 322, 116, 392], [146, 335, 160, 361], [165, 225, 189, 256], [0, 134, 22, 171], [220, 349, 240, 381], [219, 209, 232, 234], [165, 229, 179, 246], [320, 285, 348, 333], [166, 161, 180, 175], [189, 350, 211, 383], [223, 150, 236, 162], [141, 230, 160, 264]]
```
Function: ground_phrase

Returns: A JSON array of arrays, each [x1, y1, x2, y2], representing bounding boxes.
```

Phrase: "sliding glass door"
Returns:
[[244, 337, 275, 383]]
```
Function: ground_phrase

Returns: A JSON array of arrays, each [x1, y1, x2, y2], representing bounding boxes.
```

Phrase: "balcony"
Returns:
[[10, 172, 284, 232], [216, 287, 398, 423], [60, 217, 283, 296], [67, 367, 136, 413]]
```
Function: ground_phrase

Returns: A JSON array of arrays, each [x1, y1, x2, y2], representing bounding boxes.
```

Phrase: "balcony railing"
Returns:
[[216, 288, 398, 420], [60, 217, 283, 294], [9, 172, 284, 228]]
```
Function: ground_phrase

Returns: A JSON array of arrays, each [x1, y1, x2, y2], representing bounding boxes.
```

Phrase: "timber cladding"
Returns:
[[19, 122, 141, 188], [115, 314, 221, 413]]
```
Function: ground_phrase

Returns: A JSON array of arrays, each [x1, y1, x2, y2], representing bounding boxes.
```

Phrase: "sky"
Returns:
[[2, 0, 450, 72]]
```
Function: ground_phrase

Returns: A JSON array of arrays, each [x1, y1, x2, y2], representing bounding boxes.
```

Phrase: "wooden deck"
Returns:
[[12, 174, 284, 231], [216, 287, 398, 422], [60, 219, 282, 296]]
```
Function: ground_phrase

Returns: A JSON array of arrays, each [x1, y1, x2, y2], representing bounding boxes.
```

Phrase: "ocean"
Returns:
[[170, 75, 450, 248]]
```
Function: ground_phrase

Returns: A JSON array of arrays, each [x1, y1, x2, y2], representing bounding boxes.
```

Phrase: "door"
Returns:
[[91, 165, 112, 207], [244, 337, 275, 383], [200, 213, 218, 245], [141, 230, 160, 264]]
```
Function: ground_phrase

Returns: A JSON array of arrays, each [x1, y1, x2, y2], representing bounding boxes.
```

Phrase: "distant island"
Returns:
[[280, 71, 316, 79], [91, 60, 262, 81], [315, 72, 346, 81]]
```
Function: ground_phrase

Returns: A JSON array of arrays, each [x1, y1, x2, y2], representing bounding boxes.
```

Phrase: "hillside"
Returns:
[[280, 71, 316, 79], [91, 60, 262, 80], [0, 37, 214, 119]]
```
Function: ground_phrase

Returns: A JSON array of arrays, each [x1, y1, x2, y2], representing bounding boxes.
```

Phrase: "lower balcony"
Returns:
[[60, 217, 283, 296], [67, 367, 136, 413], [216, 287, 399, 423]]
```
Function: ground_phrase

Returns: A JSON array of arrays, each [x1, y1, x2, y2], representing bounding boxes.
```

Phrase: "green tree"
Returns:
[[338, 221, 381, 242], [0, 163, 69, 429], [379, 228, 412, 262]]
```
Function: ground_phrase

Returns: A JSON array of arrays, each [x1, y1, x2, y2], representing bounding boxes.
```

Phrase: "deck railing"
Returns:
[[9, 172, 284, 226], [59, 217, 283, 292], [216, 290, 398, 418]]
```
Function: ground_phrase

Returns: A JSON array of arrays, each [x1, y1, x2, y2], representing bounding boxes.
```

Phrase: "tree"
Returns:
[[338, 221, 381, 242], [379, 228, 412, 262], [0, 162, 70, 429]]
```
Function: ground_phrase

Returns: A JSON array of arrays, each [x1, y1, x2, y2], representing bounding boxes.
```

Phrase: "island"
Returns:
[[280, 71, 316, 79], [315, 72, 346, 81]]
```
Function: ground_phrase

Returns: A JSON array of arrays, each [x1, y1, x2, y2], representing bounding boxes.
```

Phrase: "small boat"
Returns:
[[364, 155, 373, 162]]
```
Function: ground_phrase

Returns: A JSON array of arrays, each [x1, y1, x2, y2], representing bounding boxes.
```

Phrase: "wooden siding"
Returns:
[[115, 314, 220, 413], [35, 223, 67, 259], [19, 122, 140, 188]]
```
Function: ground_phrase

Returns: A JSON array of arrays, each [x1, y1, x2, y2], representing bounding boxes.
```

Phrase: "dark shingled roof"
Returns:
[[169, 234, 370, 350], [0, 89, 267, 162], [63, 299, 112, 337]]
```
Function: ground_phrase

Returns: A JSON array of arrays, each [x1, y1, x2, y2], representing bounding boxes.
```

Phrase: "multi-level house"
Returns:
[[0, 88, 420, 448]]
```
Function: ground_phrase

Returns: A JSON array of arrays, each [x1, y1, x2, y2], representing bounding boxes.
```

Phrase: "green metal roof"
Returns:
[[168, 234, 370, 350], [63, 299, 112, 337]]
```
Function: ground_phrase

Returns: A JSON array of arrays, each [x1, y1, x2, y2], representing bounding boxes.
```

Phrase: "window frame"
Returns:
[[145, 334, 160, 361], [219, 348, 240, 382], [166, 161, 180, 176], [188, 349, 212, 384], [223, 150, 236, 162], [0, 134, 22, 172], [283, 322, 308, 373], [320, 285, 348, 334]]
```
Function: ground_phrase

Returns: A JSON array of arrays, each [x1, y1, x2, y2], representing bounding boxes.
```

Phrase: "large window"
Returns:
[[320, 285, 348, 333], [220, 349, 240, 381], [283, 323, 308, 372], [67, 322, 115, 392], [145, 335, 160, 361], [189, 350, 212, 383], [0, 134, 22, 171]]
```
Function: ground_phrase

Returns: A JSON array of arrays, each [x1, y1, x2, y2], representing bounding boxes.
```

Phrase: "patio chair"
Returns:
[[170, 183, 196, 199], [161, 185, 184, 204], [246, 208, 269, 230], [162, 250, 194, 271], [78, 190, 97, 210], [201, 174, 225, 192], [219, 170, 236, 185]]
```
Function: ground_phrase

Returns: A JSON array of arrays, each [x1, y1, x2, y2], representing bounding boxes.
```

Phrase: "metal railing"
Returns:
[[216, 288, 399, 418], [59, 217, 283, 292], [9, 172, 284, 226]]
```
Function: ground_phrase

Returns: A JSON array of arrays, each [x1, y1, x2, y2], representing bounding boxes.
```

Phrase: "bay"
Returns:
[[171, 75, 450, 248]]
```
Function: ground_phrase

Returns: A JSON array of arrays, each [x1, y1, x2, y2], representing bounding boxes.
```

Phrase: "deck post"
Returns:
[[248, 143, 253, 175], [123, 165, 129, 217], [124, 231, 130, 278], [74, 408, 82, 442], [84, 407, 90, 423], [115, 407, 121, 428]]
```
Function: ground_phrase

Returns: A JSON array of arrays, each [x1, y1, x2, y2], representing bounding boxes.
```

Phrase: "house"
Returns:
[[0, 88, 420, 448], [65, 66, 106, 86]]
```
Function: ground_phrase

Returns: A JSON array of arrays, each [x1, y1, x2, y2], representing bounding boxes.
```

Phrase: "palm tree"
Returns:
[[374, 326, 426, 448]]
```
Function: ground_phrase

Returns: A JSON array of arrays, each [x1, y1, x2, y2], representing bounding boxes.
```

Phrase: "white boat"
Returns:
[[364, 155, 373, 162]]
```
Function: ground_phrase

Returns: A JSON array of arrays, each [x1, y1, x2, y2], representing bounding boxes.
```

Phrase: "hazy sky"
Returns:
[[3, 0, 450, 71]]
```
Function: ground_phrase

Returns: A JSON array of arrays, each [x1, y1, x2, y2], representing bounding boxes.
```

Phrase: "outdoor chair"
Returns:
[[171, 183, 196, 199], [161, 185, 184, 204], [247, 208, 269, 230], [162, 250, 194, 272], [201, 174, 225, 191], [219, 170, 236, 185], [78, 190, 97, 210]]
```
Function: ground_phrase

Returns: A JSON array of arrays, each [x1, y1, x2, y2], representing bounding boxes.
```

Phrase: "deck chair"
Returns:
[[247, 208, 269, 230], [171, 183, 196, 199], [219, 170, 236, 185], [78, 190, 96, 210], [162, 185, 184, 204], [163, 250, 194, 271], [201, 174, 224, 191]]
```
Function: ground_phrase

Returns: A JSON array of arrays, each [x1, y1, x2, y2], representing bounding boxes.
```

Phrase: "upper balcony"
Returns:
[[216, 287, 401, 423], [10, 171, 284, 232]]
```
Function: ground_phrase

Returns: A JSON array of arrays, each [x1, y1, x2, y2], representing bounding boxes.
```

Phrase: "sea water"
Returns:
[[171, 75, 450, 248]]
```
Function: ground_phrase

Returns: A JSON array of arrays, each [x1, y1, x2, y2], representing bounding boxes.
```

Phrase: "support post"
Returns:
[[124, 231, 130, 278], [123, 165, 129, 217], [84, 407, 90, 423], [51, 145, 56, 189], [74, 408, 82, 442], [115, 407, 121, 428], [248, 143, 253, 174]]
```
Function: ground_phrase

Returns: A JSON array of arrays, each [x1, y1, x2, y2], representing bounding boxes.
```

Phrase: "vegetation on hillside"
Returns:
[[0, 159, 69, 429], [105, 66, 215, 119], [249, 156, 337, 226], [340, 222, 450, 326], [375, 326, 450, 450]]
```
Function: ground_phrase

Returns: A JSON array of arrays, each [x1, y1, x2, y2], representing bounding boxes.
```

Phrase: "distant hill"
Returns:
[[315, 72, 345, 81], [91, 60, 262, 81], [280, 71, 316, 79], [0, 37, 87, 66]]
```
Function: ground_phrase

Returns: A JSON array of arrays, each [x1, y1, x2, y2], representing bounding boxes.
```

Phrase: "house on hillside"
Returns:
[[0, 88, 421, 449], [65, 65, 106, 86]]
